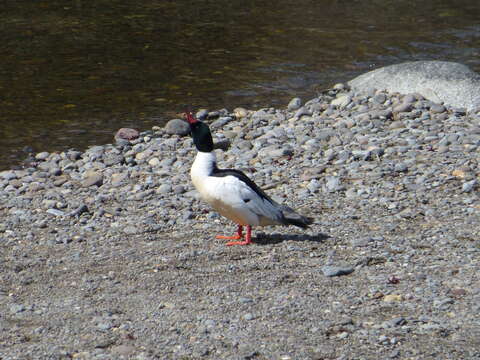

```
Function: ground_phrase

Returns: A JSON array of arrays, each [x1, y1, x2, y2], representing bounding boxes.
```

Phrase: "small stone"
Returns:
[[325, 176, 344, 192], [35, 152, 50, 161], [287, 97, 302, 111], [383, 294, 403, 302], [331, 94, 351, 108], [165, 119, 190, 136], [390, 317, 407, 326], [294, 107, 312, 119], [351, 237, 372, 247], [450, 288, 467, 298], [394, 163, 408, 173], [49, 167, 62, 176], [433, 297, 454, 310], [210, 116, 232, 129], [402, 94, 416, 103], [397, 207, 415, 219], [352, 150, 372, 161], [103, 154, 124, 167], [110, 345, 136, 357], [69, 204, 89, 217], [300, 167, 326, 181], [196, 109, 209, 119], [213, 139, 231, 151], [239, 297, 253, 304], [430, 104, 446, 113], [233, 107, 248, 119], [373, 94, 387, 104], [66, 150, 82, 161], [97, 322, 112, 330], [321, 266, 354, 277], [389, 121, 404, 129], [135, 150, 152, 161], [10, 303, 26, 314], [437, 145, 449, 153], [307, 179, 321, 193], [462, 180, 476, 193], [378, 335, 389, 344], [452, 169, 467, 178], [0, 171, 17, 181], [82, 170, 103, 187], [111, 173, 129, 187], [345, 188, 357, 199], [115, 128, 139, 141], [46, 209, 66, 217], [173, 185, 185, 194], [148, 157, 161, 167], [158, 184, 172, 194], [393, 103, 412, 113], [122, 225, 138, 235], [28, 182, 44, 192], [243, 313, 255, 321]]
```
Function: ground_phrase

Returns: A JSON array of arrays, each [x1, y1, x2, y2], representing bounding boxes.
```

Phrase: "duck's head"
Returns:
[[185, 111, 214, 152]]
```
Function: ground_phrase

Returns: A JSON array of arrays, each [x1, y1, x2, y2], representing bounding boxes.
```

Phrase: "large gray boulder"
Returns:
[[348, 61, 480, 111]]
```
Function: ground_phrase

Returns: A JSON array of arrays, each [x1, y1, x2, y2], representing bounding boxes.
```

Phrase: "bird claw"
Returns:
[[215, 225, 251, 246], [226, 240, 251, 246], [216, 234, 242, 240]]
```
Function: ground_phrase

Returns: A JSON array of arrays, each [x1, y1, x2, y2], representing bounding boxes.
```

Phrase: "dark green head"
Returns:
[[185, 111, 214, 152]]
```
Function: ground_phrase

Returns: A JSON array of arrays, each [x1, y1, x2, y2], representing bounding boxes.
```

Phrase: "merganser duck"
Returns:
[[185, 111, 313, 246]]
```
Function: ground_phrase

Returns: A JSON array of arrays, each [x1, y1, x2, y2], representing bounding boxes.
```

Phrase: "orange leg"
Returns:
[[216, 225, 243, 240], [226, 225, 252, 246]]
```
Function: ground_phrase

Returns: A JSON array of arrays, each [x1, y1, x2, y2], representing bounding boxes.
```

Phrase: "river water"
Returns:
[[1, 0, 479, 170]]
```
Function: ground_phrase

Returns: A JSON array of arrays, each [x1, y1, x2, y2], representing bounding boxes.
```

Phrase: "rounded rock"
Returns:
[[430, 104, 446, 113], [393, 102, 412, 113], [287, 97, 302, 111], [35, 152, 50, 161], [82, 170, 103, 187], [165, 119, 190, 136], [115, 128, 139, 141]]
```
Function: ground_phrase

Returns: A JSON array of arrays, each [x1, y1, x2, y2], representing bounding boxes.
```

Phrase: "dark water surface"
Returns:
[[1, 0, 480, 170]]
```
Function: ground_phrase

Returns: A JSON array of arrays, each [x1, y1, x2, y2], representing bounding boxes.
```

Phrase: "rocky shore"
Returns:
[[1, 83, 479, 359]]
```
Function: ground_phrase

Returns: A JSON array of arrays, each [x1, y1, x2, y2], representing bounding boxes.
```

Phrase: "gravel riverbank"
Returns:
[[1, 85, 479, 359]]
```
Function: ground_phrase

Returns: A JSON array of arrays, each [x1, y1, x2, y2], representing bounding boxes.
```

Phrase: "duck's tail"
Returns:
[[279, 205, 314, 229]]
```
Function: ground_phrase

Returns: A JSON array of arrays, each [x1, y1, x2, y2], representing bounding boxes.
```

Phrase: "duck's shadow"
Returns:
[[252, 232, 330, 245]]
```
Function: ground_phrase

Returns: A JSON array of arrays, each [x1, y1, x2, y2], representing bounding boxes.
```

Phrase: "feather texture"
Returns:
[[190, 151, 313, 228]]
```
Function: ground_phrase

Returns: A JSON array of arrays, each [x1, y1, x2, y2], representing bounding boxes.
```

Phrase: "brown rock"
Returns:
[[82, 170, 103, 187], [115, 128, 139, 141]]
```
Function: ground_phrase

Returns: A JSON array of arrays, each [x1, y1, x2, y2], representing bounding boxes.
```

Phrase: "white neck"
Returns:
[[191, 151, 216, 178]]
